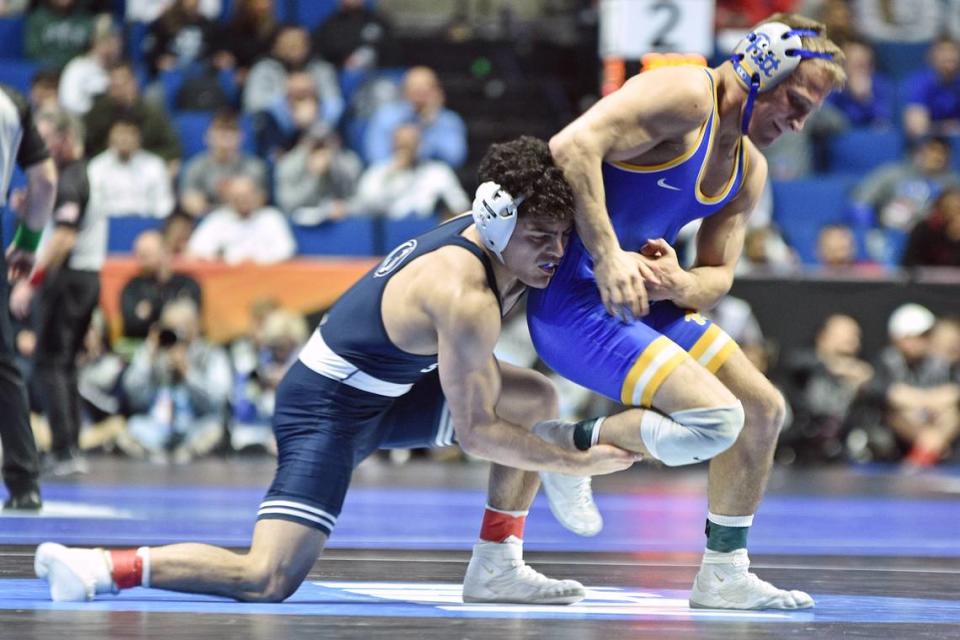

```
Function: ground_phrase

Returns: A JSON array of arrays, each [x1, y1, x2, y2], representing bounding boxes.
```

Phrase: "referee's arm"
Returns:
[[16, 110, 57, 234]]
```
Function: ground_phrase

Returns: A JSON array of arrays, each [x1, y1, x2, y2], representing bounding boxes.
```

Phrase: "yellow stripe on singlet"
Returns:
[[620, 337, 671, 405], [689, 324, 722, 361], [619, 336, 688, 406], [640, 350, 688, 406], [705, 339, 738, 373]]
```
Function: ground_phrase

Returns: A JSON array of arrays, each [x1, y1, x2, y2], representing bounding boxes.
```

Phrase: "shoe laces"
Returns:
[[510, 561, 555, 587]]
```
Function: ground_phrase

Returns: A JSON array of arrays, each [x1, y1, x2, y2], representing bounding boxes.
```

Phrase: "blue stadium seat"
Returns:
[[125, 21, 150, 67], [293, 0, 338, 28], [0, 17, 24, 58], [772, 176, 859, 265], [0, 59, 38, 94], [174, 112, 213, 159], [828, 129, 903, 176], [293, 218, 376, 255], [108, 217, 163, 253], [383, 216, 440, 251], [873, 41, 928, 82]]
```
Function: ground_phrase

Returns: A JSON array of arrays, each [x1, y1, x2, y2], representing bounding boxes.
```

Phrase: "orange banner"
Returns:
[[100, 257, 379, 343]]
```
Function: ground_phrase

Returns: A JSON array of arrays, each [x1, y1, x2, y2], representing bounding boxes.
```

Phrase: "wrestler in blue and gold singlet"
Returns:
[[528, 69, 748, 406]]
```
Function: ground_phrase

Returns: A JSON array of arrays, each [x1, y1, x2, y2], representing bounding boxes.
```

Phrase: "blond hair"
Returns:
[[762, 13, 847, 89]]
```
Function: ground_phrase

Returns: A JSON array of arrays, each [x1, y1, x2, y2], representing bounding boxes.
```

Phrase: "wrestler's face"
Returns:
[[501, 216, 571, 288], [749, 64, 833, 147]]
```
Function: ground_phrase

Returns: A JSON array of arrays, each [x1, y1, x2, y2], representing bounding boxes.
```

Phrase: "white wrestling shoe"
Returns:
[[35, 543, 116, 602], [539, 472, 603, 537], [533, 420, 603, 536], [689, 549, 814, 610], [462, 536, 585, 604]]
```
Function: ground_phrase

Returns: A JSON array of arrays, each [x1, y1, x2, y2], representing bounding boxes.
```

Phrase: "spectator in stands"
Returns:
[[738, 226, 798, 274], [75, 308, 126, 452], [312, 0, 395, 71], [931, 316, 960, 379], [855, 0, 941, 43], [815, 223, 870, 272], [87, 118, 175, 218], [243, 25, 343, 127], [230, 307, 307, 454], [25, 0, 94, 70], [186, 175, 295, 264], [209, 0, 279, 77], [902, 187, 960, 267], [781, 314, 874, 463], [0, 0, 28, 15], [29, 69, 60, 112], [162, 208, 195, 256], [817, 0, 857, 46], [84, 61, 182, 166], [120, 298, 231, 464], [179, 110, 267, 218], [142, 0, 217, 77], [827, 38, 894, 128], [251, 71, 318, 158], [715, 0, 799, 30], [866, 303, 960, 466], [850, 136, 960, 238], [903, 37, 960, 140], [354, 124, 469, 220], [58, 16, 121, 115], [274, 122, 361, 225], [364, 66, 467, 168], [126, 0, 221, 23], [120, 230, 202, 340]]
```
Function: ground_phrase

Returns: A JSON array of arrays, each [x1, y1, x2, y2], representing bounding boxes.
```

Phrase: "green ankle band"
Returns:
[[705, 519, 750, 552], [573, 418, 600, 451], [12, 224, 42, 252]]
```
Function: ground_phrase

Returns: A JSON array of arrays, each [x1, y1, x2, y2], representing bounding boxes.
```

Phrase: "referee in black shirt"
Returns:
[[0, 84, 57, 510], [11, 108, 103, 475]]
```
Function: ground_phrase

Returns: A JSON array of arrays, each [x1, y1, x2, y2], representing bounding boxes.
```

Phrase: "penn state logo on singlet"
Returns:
[[374, 240, 418, 278]]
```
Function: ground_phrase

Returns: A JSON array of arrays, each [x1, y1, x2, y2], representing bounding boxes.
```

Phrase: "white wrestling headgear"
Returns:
[[731, 21, 834, 133], [472, 181, 526, 262]]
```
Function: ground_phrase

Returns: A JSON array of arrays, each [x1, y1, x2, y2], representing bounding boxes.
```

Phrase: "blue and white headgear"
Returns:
[[731, 21, 835, 134], [472, 181, 527, 262]]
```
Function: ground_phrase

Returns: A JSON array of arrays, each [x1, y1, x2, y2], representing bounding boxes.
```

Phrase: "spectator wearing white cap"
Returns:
[[865, 303, 960, 467]]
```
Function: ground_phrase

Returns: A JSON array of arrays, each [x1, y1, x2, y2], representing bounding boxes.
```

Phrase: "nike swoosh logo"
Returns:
[[657, 178, 682, 191]]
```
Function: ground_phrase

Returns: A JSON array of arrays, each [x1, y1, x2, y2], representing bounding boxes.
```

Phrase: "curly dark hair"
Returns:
[[477, 136, 575, 224]]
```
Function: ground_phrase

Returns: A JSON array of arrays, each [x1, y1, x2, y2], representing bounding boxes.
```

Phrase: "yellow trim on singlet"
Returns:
[[619, 336, 688, 407], [695, 135, 744, 205], [607, 70, 718, 173], [640, 350, 687, 406], [689, 324, 722, 360], [620, 336, 670, 405], [705, 340, 738, 373]]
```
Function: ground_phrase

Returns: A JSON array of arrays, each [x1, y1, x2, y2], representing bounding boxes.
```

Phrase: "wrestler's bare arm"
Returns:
[[549, 67, 714, 318], [683, 143, 769, 309], [424, 256, 635, 476]]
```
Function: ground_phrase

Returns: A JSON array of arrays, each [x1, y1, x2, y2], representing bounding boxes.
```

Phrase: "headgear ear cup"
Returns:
[[472, 181, 521, 262], [730, 21, 835, 133]]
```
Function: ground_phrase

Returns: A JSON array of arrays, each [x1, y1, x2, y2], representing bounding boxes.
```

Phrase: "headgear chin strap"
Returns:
[[472, 181, 526, 262], [730, 21, 834, 134]]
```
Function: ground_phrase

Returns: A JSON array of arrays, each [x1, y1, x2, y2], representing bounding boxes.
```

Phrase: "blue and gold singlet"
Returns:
[[528, 70, 747, 405]]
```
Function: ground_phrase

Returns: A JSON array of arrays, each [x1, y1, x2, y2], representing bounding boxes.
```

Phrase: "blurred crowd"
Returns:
[[0, 0, 958, 472]]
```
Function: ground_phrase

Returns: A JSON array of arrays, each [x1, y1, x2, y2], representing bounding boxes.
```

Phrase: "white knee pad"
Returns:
[[640, 402, 745, 467]]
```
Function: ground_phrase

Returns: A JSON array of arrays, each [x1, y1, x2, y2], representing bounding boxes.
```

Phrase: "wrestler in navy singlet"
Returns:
[[258, 216, 501, 535], [528, 70, 747, 406]]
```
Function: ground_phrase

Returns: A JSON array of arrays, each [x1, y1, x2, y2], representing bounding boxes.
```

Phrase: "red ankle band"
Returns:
[[479, 508, 526, 542], [110, 549, 143, 589]]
